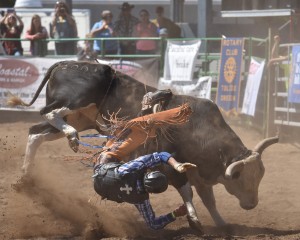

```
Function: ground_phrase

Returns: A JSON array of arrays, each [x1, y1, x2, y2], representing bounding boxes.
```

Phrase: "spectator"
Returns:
[[268, 35, 289, 66], [113, 2, 139, 54], [133, 9, 158, 55], [77, 33, 97, 61], [50, 1, 78, 55], [0, 10, 6, 55], [152, 6, 181, 38], [159, 28, 168, 38], [268, 35, 290, 92], [90, 10, 118, 55], [25, 14, 48, 57], [0, 11, 23, 56]]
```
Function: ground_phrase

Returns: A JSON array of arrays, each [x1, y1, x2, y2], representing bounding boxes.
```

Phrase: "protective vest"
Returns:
[[93, 163, 149, 204]]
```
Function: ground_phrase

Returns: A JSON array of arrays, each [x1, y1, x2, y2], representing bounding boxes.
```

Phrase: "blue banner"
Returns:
[[288, 45, 300, 103], [216, 38, 244, 114]]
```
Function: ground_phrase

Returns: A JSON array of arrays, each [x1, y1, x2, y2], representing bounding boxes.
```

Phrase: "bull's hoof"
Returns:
[[187, 215, 204, 234], [83, 223, 103, 240], [68, 136, 79, 153], [11, 175, 35, 192]]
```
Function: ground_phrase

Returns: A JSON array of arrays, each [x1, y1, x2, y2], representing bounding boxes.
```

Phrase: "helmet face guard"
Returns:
[[143, 171, 168, 193]]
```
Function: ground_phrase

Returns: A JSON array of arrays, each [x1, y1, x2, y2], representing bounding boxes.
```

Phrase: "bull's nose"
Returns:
[[240, 202, 257, 210]]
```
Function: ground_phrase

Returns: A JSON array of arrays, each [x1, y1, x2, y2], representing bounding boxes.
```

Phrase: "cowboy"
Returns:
[[113, 2, 139, 54], [93, 104, 196, 230]]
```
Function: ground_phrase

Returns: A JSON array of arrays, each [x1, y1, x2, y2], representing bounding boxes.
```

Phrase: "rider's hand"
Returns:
[[172, 204, 187, 218], [174, 162, 197, 173]]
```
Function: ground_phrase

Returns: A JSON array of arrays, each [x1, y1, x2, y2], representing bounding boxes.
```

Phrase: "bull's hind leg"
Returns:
[[42, 107, 79, 152], [22, 122, 64, 174]]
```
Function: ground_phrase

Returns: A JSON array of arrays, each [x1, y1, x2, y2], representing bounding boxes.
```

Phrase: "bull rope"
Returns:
[[63, 134, 112, 167]]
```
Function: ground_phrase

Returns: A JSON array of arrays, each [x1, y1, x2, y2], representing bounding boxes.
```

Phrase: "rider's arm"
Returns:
[[117, 152, 172, 176], [117, 152, 196, 176]]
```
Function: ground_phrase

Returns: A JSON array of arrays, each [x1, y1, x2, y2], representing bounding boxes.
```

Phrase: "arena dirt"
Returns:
[[0, 113, 299, 240]]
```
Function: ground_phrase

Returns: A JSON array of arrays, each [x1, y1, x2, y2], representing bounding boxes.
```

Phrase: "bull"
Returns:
[[7, 60, 278, 232]]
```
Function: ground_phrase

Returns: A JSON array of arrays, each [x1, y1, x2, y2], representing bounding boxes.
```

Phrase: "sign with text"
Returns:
[[158, 76, 212, 99], [163, 40, 201, 81], [288, 45, 300, 103], [216, 38, 244, 114], [242, 57, 265, 116], [0, 57, 67, 111]]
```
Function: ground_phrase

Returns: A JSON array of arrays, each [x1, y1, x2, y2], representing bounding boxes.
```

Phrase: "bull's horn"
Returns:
[[225, 152, 259, 179], [253, 136, 279, 155]]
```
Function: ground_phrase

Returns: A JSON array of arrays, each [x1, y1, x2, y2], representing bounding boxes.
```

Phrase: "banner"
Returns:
[[0, 57, 159, 111], [163, 40, 201, 81], [288, 45, 300, 103], [158, 76, 212, 99], [0, 57, 72, 111], [241, 57, 265, 116], [98, 58, 159, 88], [216, 38, 244, 114]]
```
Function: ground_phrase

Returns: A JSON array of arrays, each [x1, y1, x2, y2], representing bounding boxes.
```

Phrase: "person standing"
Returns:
[[113, 2, 139, 54], [152, 6, 181, 38], [90, 10, 118, 55], [25, 14, 48, 57], [0, 11, 24, 56], [50, 1, 78, 55], [133, 9, 158, 54]]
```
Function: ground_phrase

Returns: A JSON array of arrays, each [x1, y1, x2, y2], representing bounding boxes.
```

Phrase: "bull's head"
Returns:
[[220, 136, 279, 210]]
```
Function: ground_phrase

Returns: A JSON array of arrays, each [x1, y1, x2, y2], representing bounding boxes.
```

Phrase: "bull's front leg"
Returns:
[[188, 171, 226, 226], [42, 107, 79, 152], [177, 182, 204, 233]]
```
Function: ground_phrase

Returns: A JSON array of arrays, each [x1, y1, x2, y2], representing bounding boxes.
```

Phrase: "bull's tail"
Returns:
[[6, 61, 63, 107]]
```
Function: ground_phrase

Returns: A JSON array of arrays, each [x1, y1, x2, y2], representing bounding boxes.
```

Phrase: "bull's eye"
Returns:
[[232, 172, 240, 179]]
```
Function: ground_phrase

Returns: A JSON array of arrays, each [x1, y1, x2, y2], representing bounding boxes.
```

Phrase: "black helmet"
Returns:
[[143, 171, 168, 193]]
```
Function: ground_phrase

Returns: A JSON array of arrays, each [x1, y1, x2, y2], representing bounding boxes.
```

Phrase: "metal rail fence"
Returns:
[[0, 36, 273, 136]]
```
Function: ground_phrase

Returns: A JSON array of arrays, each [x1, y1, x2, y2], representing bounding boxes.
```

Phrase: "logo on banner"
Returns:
[[0, 59, 39, 88], [216, 38, 244, 114], [224, 57, 237, 83]]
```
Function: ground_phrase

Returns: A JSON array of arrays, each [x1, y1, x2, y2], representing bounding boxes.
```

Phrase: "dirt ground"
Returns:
[[0, 112, 300, 240]]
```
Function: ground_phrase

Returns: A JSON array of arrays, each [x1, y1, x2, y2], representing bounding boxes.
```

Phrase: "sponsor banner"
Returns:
[[158, 76, 212, 99], [0, 57, 159, 111], [98, 58, 160, 88], [216, 38, 244, 114], [163, 39, 201, 81], [288, 45, 300, 103], [0, 57, 73, 111], [241, 57, 265, 116]]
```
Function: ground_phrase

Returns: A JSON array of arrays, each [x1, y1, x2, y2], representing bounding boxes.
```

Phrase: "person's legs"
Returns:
[[55, 43, 64, 55], [134, 199, 175, 230]]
